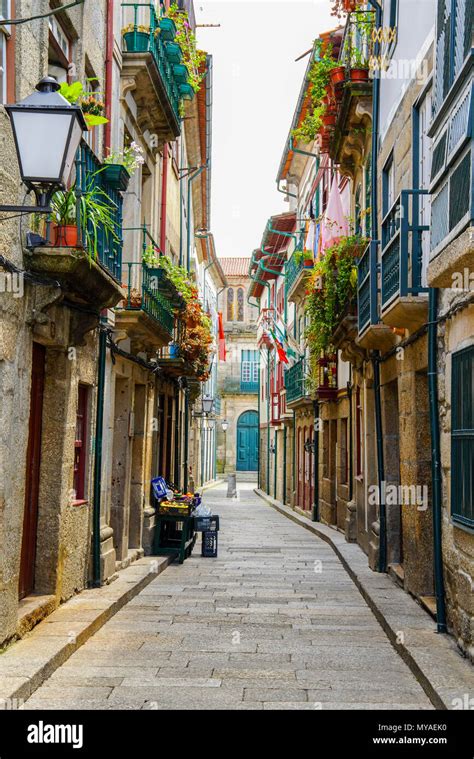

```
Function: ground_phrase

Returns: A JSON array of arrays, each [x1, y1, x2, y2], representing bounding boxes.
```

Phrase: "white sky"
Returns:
[[195, 0, 336, 259]]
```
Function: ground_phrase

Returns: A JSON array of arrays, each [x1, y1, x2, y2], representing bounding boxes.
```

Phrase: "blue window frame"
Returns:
[[451, 345, 474, 529]]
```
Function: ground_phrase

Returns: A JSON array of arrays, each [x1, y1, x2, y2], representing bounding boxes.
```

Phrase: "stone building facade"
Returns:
[[216, 258, 259, 475], [0, 0, 218, 647]]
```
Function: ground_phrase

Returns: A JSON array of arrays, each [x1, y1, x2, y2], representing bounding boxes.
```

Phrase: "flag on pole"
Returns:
[[270, 330, 289, 364]]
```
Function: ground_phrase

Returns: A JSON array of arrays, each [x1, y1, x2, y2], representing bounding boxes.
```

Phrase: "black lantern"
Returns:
[[3, 77, 87, 212]]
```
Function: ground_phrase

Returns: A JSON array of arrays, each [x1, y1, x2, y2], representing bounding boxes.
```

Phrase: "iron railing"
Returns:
[[121, 260, 175, 335], [357, 241, 375, 335], [338, 9, 375, 74], [284, 358, 307, 404], [285, 249, 313, 299], [76, 142, 123, 281], [381, 190, 429, 309], [121, 2, 181, 123]]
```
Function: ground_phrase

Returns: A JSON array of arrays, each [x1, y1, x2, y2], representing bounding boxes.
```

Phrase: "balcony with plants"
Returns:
[[26, 140, 125, 311], [327, 9, 375, 177], [120, 2, 206, 146], [285, 244, 315, 304]]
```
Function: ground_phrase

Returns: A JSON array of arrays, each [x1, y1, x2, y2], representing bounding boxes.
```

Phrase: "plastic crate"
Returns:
[[151, 477, 168, 500], [201, 531, 218, 558], [158, 502, 193, 517], [194, 515, 220, 532]]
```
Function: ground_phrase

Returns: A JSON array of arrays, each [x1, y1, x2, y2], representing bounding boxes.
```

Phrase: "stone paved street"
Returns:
[[23, 483, 433, 710]]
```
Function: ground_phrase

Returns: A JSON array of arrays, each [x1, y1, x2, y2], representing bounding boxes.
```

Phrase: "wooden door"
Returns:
[[19, 343, 46, 599]]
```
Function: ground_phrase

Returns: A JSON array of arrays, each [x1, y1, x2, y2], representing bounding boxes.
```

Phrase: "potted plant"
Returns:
[[159, 16, 177, 41], [167, 3, 207, 93], [329, 65, 346, 86], [122, 24, 151, 52], [178, 82, 194, 101], [59, 80, 109, 128], [303, 250, 314, 267], [103, 141, 145, 191], [173, 63, 190, 84], [164, 41, 182, 64], [50, 182, 119, 258]]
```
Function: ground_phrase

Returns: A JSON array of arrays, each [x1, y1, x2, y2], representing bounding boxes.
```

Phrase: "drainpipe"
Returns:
[[293, 409, 296, 505], [277, 180, 297, 199], [92, 319, 107, 587], [347, 369, 354, 503], [160, 144, 169, 253], [428, 288, 447, 633], [313, 400, 319, 522], [289, 136, 319, 161], [183, 388, 190, 492], [274, 428, 278, 499], [174, 388, 180, 489], [104, 0, 114, 153], [368, 0, 386, 572], [186, 164, 207, 272], [283, 425, 287, 505], [257, 351, 261, 490], [373, 353, 386, 573]]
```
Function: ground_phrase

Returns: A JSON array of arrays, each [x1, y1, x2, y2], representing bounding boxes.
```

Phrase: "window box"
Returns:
[[164, 41, 182, 65], [159, 17, 177, 41], [102, 163, 131, 192], [173, 63, 190, 84]]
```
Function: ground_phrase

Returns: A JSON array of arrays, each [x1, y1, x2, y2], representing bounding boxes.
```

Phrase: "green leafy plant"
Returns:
[[51, 182, 119, 260], [305, 235, 365, 389], [166, 4, 207, 93], [104, 141, 145, 175], [292, 39, 337, 144], [59, 80, 109, 127]]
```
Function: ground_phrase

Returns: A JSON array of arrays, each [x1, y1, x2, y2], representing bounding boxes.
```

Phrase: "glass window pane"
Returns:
[[0, 1, 8, 21]]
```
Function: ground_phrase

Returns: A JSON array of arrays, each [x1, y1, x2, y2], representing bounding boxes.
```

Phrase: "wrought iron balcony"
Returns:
[[380, 190, 429, 330], [285, 248, 313, 303], [284, 358, 310, 407], [25, 141, 124, 315], [121, 2, 182, 146]]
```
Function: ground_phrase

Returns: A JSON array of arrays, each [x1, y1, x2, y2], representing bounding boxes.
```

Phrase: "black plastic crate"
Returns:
[[201, 530, 218, 558], [194, 515, 220, 532]]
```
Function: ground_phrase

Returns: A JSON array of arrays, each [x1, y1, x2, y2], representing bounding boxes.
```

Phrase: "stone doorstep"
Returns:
[[0, 556, 171, 707], [255, 488, 474, 711]]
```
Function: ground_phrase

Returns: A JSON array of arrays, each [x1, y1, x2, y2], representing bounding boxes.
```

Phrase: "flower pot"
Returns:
[[159, 17, 177, 41], [54, 224, 80, 247], [173, 63, 190, 84], [102, 164, 131, 192], [123, 30, 150, 53], [178, 82, 194, 101], [350, 67, 369, 82], [344, 0, 358, 11], [330, 66, 346, 86], [164, 41, 182, 64]]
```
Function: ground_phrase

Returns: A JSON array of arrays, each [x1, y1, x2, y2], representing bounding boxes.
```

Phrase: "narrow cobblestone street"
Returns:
[[23, 483, 433, 711]]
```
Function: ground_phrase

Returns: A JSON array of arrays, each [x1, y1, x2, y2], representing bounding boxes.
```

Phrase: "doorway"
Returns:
[[19, 343, 46, 599], [236, 411, 258, 471]]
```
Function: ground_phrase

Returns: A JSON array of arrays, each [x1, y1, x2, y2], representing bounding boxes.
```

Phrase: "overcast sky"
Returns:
[[195, 1, 336, 258]]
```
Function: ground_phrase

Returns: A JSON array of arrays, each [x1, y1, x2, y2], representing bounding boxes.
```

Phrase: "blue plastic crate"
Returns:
[[202, 531, 218, 558], [194, 515, 219, 532], [151, 477, 168, 500]]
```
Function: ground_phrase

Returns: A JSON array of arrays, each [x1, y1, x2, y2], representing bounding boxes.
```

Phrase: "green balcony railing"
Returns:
[[76, 142, 123, 282], [121, 2, 182, 124], [122, 260, 175, 337], [284, 358, 307, 404], [381, 190, 429, 310], [285, 249, 313, 299]]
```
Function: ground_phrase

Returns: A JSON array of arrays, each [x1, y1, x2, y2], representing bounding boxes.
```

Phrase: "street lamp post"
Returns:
[[221, 418, 229, 472], [1, 77, 87, 214]]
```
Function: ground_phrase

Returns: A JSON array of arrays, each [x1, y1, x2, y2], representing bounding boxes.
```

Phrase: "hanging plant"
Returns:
[[166, 4, 207, 93], [305, 235, 366, 390], [292, 40, 339, 144], [59, 80, 109, 128]]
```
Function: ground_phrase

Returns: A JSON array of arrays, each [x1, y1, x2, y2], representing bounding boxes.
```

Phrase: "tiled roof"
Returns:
[[219, 257, 251, 277]]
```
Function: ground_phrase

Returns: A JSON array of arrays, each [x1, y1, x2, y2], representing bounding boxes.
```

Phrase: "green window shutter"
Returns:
[[451, 345, 474, 527]]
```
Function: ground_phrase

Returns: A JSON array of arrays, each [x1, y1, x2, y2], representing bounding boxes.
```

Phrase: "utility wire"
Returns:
[[3, 0, 86, 26]]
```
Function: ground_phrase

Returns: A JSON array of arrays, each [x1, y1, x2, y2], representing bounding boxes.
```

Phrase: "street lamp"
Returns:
[[2, 77, 87, 213], [221, 419, 229, 433], [202, 395, 214, 415]]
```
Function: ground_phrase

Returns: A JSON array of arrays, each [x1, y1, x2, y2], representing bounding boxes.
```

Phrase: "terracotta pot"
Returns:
[[343, 0, 358, 11], [54, 224, 79, 247], [330, 66, 346, 86], [350, 68, 369, 82]]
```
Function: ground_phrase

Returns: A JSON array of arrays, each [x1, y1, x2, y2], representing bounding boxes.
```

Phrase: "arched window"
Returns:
[[237, 288, 244, 321], [227, 288, 234, 321]]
